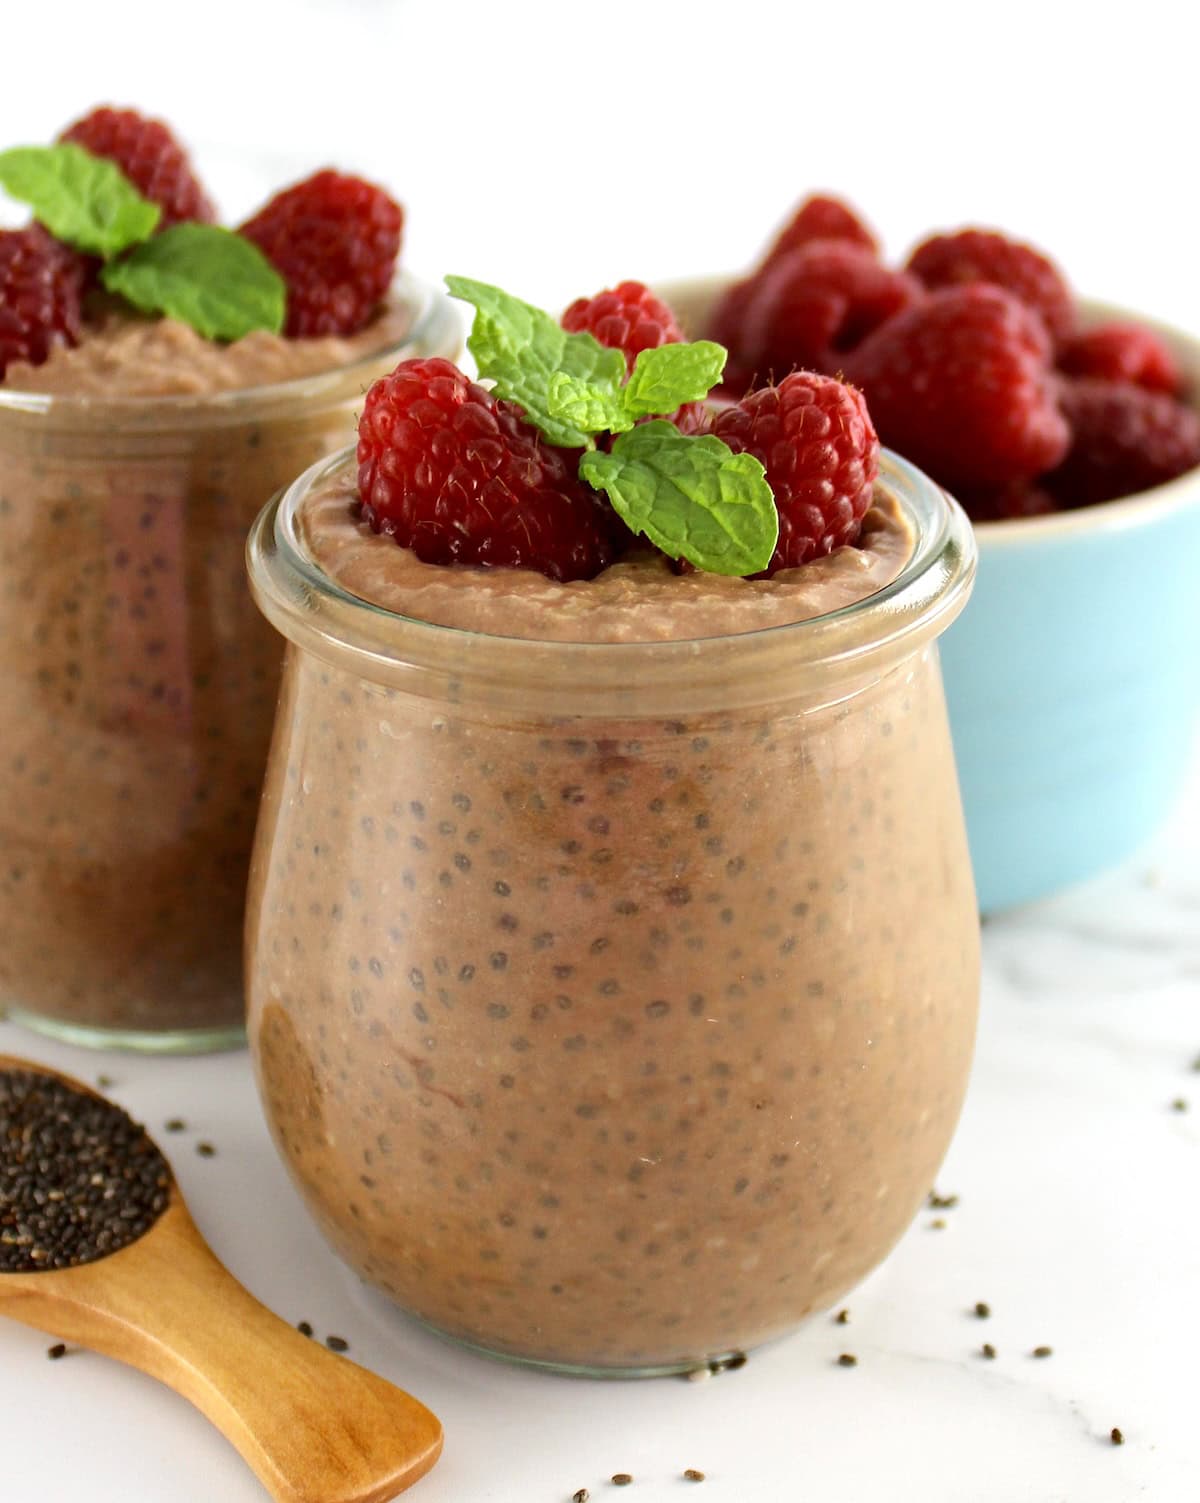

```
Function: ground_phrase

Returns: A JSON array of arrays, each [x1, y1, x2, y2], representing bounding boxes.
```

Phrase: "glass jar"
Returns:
[[245, 447, 979, 1376], [0, 274, 460, 1053]]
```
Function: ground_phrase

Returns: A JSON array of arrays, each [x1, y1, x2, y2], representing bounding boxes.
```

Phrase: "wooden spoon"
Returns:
[[0, 1054, 442, 1503]]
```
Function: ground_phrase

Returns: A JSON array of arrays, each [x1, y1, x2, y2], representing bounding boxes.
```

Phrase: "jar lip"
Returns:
[[0, 270, 460, 420], [249, 443, 976, 701]]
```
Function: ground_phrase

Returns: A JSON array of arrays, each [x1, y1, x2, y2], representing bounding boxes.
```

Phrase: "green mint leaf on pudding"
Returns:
[[546, 370, 633, 436], [0, 143, 161, 258], [579, 421, 778, 576], [101, 226, 287, 341], [622, 341, 727, 419], [446, 274, 626, 448]]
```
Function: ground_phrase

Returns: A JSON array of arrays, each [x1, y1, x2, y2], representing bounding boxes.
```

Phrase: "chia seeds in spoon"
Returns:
[[0, 1068, 170, 1273]]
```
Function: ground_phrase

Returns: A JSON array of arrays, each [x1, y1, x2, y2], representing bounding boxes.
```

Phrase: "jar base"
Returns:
[[400, 1303, 750, 1380], [3, 1006, 246, 1056]]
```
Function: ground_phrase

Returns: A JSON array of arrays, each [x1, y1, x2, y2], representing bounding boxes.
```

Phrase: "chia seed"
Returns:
[[973, 1301, 991, 1318], [297, 1321, 314, 1337], [573, 1490, 589, 1502], [981, 1343, 996, 1359], [195, 1141, 217, 1158], [46, 1343, 67, 1360], [0, 1068, 170, 1273], [834, 1308, 850, 1324], [325, 1334, 349, 1352], [1111, 1427, 1124, 1446], [611, 1474, 633, 1486], [836, 1352, 858, 1367], [683, 1469, 705, 1482], [1032, 1345, 1053, 1359]]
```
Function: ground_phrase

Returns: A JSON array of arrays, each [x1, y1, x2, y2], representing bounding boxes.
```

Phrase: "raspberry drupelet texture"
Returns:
[[59, 106, 216, 228], [709, 370, 879, 573], [848, 285, 1070, 491], [711, 240, 921, 393], [764, 194, 879, 263], [1043, 379, 1200, 507], [357, 358, 623, 582], [1058, 322, 1183, 396], [241, 170, 403, 338], [906, 228, 1074, 347], [0, 225, 85, 378], [561, 281, 686, 365], [562, 280, 706, 433]]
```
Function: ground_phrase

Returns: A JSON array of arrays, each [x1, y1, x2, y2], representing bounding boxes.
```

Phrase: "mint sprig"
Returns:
[[102, 225, 286, 341], [447, 276, 777, 576], [0, 144, 160, 258], [580, 423, 778, 577], [0, 140, 287, 342]]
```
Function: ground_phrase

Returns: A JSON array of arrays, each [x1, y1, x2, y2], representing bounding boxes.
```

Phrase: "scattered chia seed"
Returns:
[[836, 1353, 858, 1367], [0, 1067, 170, 1273], [1170, 1098, 1188, 1113], [834, 1308, 850, 1324], [46, 1343, 67, 1360], [928, 1190, 959, 1209], [325, 1334, 349, 1352], [297, 1321, 313, 1338], [573, 1490, 590, 1502], [195, 1142, 216, 1158], [95, 1076, 115, 1090], [164, 1119, 187, 1133], [710, 1350, 747, 1373], [1111, 1427, 1124, 1446], [1032, 1346, 1053, 1359], [611, 1474, 633, 1486], [929, 1217, 947, 1230], [974, 1301, 991, 1318], [683, 1469, 706, 1482], [981, 1343, 996, 1359]]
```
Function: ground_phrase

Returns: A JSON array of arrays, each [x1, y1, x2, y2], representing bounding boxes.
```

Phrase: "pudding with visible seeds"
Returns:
[[244, 430, 980, 1371]]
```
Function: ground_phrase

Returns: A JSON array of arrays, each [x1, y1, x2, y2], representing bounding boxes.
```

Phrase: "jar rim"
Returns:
[[0, 270, 460, 425], [247, 445, 977, 716]]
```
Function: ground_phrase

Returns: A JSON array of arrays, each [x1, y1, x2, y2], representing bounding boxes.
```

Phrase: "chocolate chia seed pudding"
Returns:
[[244, 445, 980, 1374], [0, 274, 460, 1051]]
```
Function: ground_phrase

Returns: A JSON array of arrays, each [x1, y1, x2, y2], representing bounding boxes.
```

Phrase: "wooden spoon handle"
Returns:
[[1, 1201, 441, 1503]]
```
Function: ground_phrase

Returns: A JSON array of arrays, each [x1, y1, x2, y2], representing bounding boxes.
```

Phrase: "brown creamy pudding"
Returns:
[[245, 448, 980, 1373], [0, 276, 460, 1049]]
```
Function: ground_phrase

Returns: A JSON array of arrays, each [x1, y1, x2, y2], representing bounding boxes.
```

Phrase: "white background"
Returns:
[[2, 6, 1198, 1500], [2, 0, 1198, 329]]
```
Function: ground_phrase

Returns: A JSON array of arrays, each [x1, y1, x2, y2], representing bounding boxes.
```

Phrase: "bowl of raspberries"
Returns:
[[665, 196, 1200, 910]]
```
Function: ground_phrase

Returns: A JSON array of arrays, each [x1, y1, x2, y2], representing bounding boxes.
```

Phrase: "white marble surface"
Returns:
[[1, 751, 1196, 1503]]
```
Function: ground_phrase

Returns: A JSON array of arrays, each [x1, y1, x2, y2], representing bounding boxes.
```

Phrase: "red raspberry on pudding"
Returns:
[[241, 170, 403, 338], [562, 280, 706, 433], [59, 106, 216, 228], [562, 281, 685, 364], [764, 193, 879, 263], [1043, 379, 1200, 507], [0, 225, 85, 378], [847, 284, 1070, 492], [906, 228, 1074, 347], [357, 357, 623, 582], [709, 370, 879, 573], [1058, 323, 1183, 396], [711, 241, 921, 392]]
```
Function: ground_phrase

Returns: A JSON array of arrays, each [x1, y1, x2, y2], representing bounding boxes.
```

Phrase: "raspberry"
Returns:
[[561, 280, 686, 365], [562, 280, 706, 433], [847, 285, 1070, 491], [1057, 323, 1183, 396], [711, 241, 921, 391], [906, 228, 1074, 346], [356, 358, 621, 582], [1043, 379, 1200, 507], [764, 194, 879, 263], [709, 370, 878, 573], [241, 170, 403, 338], [59, 106, 215, 228], [0, 226, 84, 379]]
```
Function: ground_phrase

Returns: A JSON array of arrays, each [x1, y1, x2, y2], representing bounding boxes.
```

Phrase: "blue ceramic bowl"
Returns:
[[661, 281, 1200, 911], [940, 304, 1200, 910]]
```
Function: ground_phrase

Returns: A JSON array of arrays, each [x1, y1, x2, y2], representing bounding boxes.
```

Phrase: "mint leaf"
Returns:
[[580, 421, 778, 576], [547, 370, 630, 436], [623, 341, 726, 419], [446, 275, 626, 448], [0, 143, 160, 257], [102, 226, 286, 341]]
